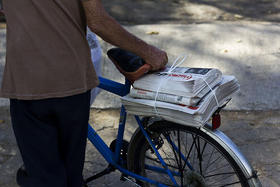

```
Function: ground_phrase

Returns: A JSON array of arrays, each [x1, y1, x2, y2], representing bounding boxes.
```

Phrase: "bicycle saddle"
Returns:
[[107, 48, 151, 82]]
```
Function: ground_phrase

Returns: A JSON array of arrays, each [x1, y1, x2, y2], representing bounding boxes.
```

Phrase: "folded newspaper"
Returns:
[[130, 88, 200, 106], [133, 67, 222, 98], [122, 75, 240, 127]]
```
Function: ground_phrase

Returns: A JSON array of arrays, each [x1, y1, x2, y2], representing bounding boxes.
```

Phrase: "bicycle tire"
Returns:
[[127, 120, 250, 187]]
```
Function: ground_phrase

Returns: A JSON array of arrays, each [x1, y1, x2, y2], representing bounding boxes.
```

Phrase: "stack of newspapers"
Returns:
[[121, 67, 240, 127]]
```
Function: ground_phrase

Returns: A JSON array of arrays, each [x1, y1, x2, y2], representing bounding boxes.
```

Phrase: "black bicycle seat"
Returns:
[[107, 48, 151, 82]]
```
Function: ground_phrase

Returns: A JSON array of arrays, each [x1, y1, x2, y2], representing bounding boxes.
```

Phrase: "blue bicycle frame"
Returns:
[[86, 76, 193, 186]]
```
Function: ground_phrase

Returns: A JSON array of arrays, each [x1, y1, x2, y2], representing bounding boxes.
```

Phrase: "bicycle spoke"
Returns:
[[145, 156, 179, 170], [166, 130, 185, 186], [160, 145, 177, 170], [204, 148, 222, 172], [208, 177, 240, 187], [220, 180, 243, 187], [204, 171, 236, 178], [182, 134, 197, 170], [130, 123, 250, 187], [206, 163, 234, 175], [192, 134, 197, 170], [204, 145, 215, 173], [164, 132, 180, 170], [206, 154, 223, 170], [177, 129, 184, 185], [201, 141, 208, 157], [145, 164, 180, 176], [207, 171, 238, 186], [195, 136, 203, 176]]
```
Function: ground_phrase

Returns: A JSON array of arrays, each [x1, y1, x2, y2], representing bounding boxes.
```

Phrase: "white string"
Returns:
[[152, 54, 220, 117], [201, 77, 219, 107], [169, 55, 187, 72], [153, 55, 187, 115]]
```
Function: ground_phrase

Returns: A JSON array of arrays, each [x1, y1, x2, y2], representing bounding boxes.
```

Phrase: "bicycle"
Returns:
[[84, 48, 262, 187]]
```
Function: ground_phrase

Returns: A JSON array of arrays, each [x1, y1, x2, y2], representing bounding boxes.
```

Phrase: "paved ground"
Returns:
[[91, 22, 280, 111], [1, 0, 280, 24], [101, 0, 280, 25], [0, 108, 280, 187], [0, 0, 280, 186]]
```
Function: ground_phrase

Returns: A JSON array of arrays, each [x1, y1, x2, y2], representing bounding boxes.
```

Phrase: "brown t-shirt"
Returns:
[[0, 0, 99, 100]]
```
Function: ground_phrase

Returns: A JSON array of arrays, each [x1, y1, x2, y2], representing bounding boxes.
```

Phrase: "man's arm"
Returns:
[[82, 0, 168, 71]]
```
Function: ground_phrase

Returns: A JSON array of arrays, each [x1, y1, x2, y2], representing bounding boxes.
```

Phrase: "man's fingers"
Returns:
[[143, 45, 168, 71]]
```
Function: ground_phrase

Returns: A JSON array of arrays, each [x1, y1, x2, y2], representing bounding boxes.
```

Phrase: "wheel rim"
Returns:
[[136, 125, 247, 187]]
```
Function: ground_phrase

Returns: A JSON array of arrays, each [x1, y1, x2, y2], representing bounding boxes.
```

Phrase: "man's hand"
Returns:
[[144, 46, 168, 71], [82, 0, 168, 72]]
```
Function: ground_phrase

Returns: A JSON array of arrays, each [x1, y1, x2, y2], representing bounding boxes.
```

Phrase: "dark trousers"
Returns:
[[10, 90, 91, 187]]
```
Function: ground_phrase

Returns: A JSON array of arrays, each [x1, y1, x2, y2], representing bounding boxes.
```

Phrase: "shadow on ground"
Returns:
[[1, 0, 280, 24], [101, 0, 280, 24]]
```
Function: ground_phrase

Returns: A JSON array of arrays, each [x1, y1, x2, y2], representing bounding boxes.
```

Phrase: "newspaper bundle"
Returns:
[[122, 75, 240, 127], [130, 88, 200, 106], [133, 67, 222, 98]]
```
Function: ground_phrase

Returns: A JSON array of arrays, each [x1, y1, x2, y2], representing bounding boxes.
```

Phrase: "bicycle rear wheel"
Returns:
[[127, 120, 250, 187]]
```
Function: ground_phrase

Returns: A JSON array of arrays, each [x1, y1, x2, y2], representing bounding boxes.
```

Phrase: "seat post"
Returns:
[[124, 78, 131, 95]]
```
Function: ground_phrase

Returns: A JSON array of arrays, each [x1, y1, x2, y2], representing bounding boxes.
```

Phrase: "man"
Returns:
[[0, 0, 168, 187]]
